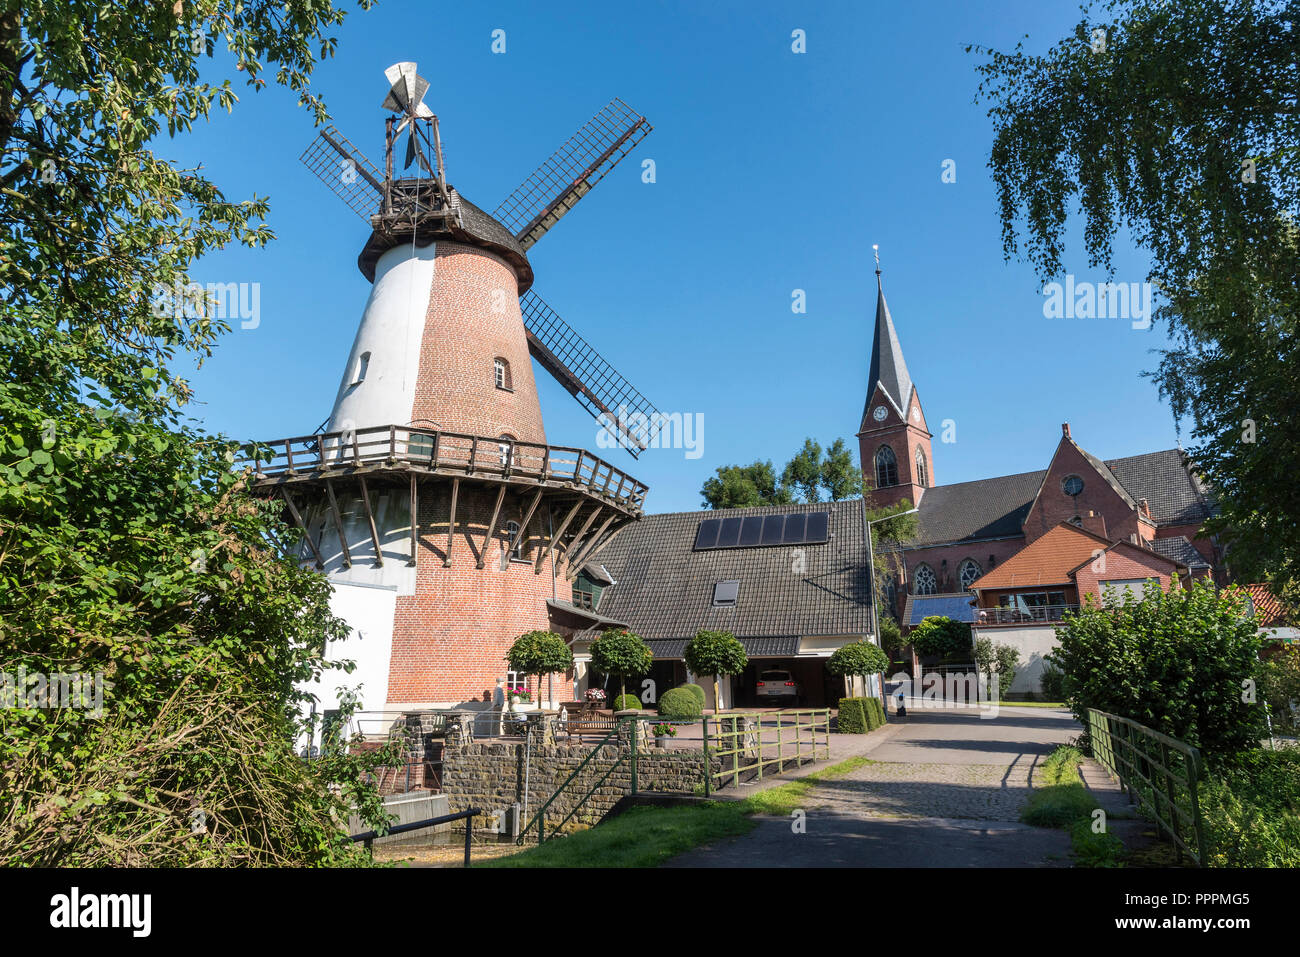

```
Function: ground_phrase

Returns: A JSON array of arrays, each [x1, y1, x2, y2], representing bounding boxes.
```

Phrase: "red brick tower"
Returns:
[[858, 258, 934, 511], [252, 70, 657, 715]]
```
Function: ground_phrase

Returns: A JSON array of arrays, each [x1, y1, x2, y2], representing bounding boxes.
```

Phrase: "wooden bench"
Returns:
[[561, 704, 617, 741]]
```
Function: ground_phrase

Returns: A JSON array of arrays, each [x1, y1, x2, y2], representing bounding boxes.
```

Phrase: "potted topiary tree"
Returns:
[[589, 628, 654, 705], [505, 630, 574, 712], [684, 630, 748, 712]]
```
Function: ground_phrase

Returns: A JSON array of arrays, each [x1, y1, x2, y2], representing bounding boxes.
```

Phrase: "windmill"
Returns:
[[253, 67, 662, 720], [299, 62, 661, 455]]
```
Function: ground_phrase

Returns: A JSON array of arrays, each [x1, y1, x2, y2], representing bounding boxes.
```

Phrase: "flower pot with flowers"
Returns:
[[584, 688, 607, 709], [507, 685, 534, 711], [651, 722, 677, 748]]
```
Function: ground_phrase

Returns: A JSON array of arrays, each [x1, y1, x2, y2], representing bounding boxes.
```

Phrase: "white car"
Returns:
[[756, 669, 800, 704]]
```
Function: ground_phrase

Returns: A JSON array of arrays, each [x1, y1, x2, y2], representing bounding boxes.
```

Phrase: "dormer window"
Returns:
[[494, 357, 512, 391]]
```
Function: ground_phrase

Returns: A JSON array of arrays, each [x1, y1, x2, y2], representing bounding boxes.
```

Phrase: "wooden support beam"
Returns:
[[568, 512, 616, 578], [444, 477, 459, 567], [408, 473, 418, 567], [537, 499, 583, 573], [357, 476, 383, 567], [508, 489, 544, 559], [280, 490, 325, 569], [324, 479, 352, 569], [562, 505, 602, 574], [575, 521, 628, 572], [478, 484, 507, 569]]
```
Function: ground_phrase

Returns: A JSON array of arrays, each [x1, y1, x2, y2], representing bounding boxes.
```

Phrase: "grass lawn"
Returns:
[[1021, 745, 1126, 867], [480, 755, 876, 868]]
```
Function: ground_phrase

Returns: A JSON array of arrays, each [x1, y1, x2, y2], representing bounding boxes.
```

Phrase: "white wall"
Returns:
[[327, 242, 437, 435], [301, 487, 417, 595], [972, 624, 1061, 694]]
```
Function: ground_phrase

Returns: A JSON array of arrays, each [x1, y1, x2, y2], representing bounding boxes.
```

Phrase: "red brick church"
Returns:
[[858, 266, 1223, 689]]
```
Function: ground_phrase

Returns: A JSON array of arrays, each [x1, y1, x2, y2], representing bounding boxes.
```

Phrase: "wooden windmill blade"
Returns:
[[299, 125, 386, 222], [520, 289, 662, 457], [493, 98, 652, 251]]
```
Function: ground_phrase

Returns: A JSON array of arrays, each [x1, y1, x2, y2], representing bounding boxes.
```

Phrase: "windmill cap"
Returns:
[[357, 182, 534, 290]]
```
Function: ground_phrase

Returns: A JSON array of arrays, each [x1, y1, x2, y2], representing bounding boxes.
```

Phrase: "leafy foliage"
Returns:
[[656, 687, 703, 720], [1200, 749, 1300, 867], [589, 629, 653, 698], [973, 638, 1021, 700], [611, 694, 642, 712], [825, 641, 889, 679], [877, 615, 903, 659], [910, 616, 972, 659], [836, 697, 885, 734], [701, 437, 862, 508], [506, 631, 573, 679], [1260, 646, 1300, 735], [0, 0, 385, 865], [972, 0, 1300, 589], [684, 630, 748, 679], [1052, 579, 1265, 755]]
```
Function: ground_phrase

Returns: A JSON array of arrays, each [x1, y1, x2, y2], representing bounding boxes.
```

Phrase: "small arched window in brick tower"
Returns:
[[915, 447, 929, 488], [875, 445, 899, 488], [494, 357, 512, 391]]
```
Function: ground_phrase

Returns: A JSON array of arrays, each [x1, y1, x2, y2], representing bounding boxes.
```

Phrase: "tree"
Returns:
[[0, 1, 386, 866], [973, 639, 1022, 701], [506, 630, 574, 709], [864, 500, 920, 624], [700, 461, 793, 509], [683, 630, 748, 711], [820, 438, 863, 502], [878, 615, 904, 660], [781, 438, 823, 503], [1052, 579, 1266, 756], [826, 641, 890, 695], [589, 629, 653, 699], [973, 0, 1300, 591], [701, 437, 863, 508], [910, 616, 972, 659]]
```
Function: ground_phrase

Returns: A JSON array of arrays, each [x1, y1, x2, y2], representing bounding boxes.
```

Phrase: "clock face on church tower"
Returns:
[[872, 405, 888, 422]]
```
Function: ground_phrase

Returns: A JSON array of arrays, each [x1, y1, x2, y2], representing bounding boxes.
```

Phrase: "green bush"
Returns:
[[676, 684, 706, 710], [612, 694, 641, 711], [909, 616, 972, 659], [657, 687, 703, 720], [1053, 579, 1265, 756], [826, 640, 889, 682], [1039, 657, 1068, 701], [1200, 749, 1300, 867], [836, 696, 885, 734]]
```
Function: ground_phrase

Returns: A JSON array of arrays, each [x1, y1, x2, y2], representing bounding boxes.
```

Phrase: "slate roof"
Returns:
[[1147, 536, 1211, 569], [864, 276, 913, 419], [596, 500, 871, 642], [644, 636, 801, 660], [910, 449, 1214, 547]]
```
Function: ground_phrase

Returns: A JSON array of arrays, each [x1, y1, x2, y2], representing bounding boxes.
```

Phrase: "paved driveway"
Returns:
[[666, 705, 1083, 868]]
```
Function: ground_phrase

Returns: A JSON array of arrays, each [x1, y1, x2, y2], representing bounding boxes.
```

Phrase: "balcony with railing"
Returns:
[[245, 424, 648, 514], [973, 604, 1080, 627]]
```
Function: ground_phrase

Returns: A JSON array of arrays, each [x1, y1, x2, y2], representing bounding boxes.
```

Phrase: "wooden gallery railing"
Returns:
[[247, 424, 648, 512]]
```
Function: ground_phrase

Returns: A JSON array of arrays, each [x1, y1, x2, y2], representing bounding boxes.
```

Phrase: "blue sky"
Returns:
[[177, 0, 1181, 514]]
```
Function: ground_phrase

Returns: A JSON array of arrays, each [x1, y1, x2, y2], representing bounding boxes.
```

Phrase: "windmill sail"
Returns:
[[300, 125, 385, 222], [493, 98, 652, 251], [520, 290, 662, 457]]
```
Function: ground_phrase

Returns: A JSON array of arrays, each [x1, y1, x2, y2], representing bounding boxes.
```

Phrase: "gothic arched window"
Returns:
[[875, 445, 899, 489], [958, 558, 982, 590], [915, 448, 929, 488], [913, 563, 937, 595]]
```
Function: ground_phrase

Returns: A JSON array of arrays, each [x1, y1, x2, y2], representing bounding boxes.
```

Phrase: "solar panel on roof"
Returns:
[[694, 518, 721, 550], [761, 514, 786, 545], [716, 516, 742, 548], [739, 516, 763, 547], [805, 511, 829, 543], [782, 513, 807, 544]]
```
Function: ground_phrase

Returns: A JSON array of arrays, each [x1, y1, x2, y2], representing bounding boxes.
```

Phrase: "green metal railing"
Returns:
[[516, 721, 626, 845], [1087, 708, 1208, 866], [705, 709, 831, 791]]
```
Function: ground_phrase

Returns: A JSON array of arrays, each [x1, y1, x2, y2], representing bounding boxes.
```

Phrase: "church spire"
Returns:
[[864, 248, 913, 417]]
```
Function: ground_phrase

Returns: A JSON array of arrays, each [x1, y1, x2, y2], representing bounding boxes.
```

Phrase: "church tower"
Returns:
[[858, 256, 933, 511]]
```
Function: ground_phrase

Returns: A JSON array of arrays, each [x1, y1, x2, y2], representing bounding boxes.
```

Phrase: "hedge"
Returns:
[[675, 684, 706, 710], [657, 687, 703, 720], [612, 694, 642, 711], [836, 696, 886, 734]]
